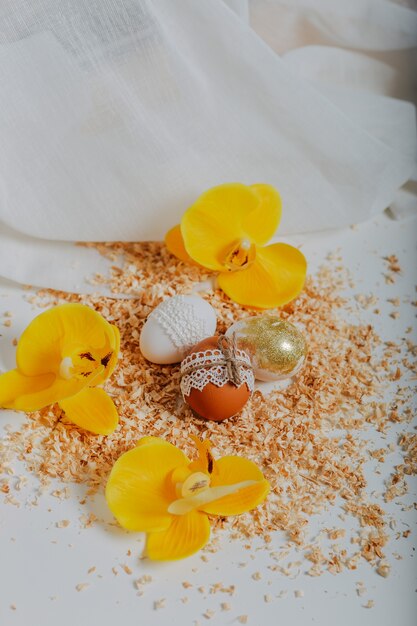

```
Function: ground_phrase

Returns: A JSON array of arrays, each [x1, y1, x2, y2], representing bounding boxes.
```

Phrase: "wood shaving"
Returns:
[[376, 561, 391, 578], [56, 519, 70, 528], [182, 581, 193, 589], [355, 581, 366, 597], [154, 599, 166, 610]]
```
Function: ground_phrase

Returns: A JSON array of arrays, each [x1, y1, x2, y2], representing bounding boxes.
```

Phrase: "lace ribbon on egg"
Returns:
[[180, 344, 255, 397]]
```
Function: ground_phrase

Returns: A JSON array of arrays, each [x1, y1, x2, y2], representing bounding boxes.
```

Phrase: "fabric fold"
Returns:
[[0, 0, 415, 288]]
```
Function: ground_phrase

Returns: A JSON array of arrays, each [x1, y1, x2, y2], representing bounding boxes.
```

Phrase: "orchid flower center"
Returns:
[[180, 472, 210, 497], [59, 349, 112, 380], [168, 473, 257, 516], [223, 238, 256, 271]]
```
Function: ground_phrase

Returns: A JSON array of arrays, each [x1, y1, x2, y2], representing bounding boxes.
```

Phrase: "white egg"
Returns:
[[140, 295, 217, 364]]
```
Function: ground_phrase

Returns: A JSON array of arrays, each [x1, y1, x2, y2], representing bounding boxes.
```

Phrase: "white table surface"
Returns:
[[1, 211, 416, 626]]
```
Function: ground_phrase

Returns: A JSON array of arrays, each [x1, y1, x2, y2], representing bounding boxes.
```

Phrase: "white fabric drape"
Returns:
[[0, 0, 416, 288]]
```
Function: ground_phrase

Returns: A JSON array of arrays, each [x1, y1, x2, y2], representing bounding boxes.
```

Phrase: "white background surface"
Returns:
[[0, 211, 416, 626]]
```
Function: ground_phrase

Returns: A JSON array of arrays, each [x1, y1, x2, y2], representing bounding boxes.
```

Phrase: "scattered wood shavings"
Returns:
[[138, 575, 152, 584], [376, 562, 391, 578], [154, 599, 166, 610], [356, 581, 366, 597], [387, 298, 401, 307], [56, 519, 70, 528], [135, 574, 152, 591], [363, 599, 375, 609], [1, 242, 416, 585]]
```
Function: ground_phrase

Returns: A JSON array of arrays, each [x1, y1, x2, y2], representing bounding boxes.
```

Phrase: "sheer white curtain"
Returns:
[[0, 0, 416, 287]]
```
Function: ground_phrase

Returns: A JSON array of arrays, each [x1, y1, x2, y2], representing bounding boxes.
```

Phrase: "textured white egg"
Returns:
[[140, 295, 217, 364]]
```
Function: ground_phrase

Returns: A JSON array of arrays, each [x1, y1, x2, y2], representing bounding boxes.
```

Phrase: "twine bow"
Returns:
[[180, 334, 251, 388], [217, 334, 242, 386]]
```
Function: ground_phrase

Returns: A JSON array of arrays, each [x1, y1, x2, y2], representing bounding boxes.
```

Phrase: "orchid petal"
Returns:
[[181, 183, 258, 270], [218, 242, 307, 308], [16, 304, 116, 376], [188, 436, 216, 475], [0, 368, 91, 412], [58, 387, 118, 435], [200, 456, 270, 516], [146, 510, 210, 561], [165, 224, 195, 264], [0, 369, 55, 410], [106, 440, 189, 532], [242, 184, 281, 245], [93, 324, 120, 385]]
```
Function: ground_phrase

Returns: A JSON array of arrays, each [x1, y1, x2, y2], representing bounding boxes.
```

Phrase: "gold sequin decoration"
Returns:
[[228, 316, 307, 378]]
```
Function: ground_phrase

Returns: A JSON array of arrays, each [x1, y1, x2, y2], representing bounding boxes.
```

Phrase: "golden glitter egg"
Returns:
[[225, 316, 307, 382]]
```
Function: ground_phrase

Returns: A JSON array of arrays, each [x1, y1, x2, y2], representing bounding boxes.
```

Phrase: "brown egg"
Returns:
[[180, 336, 253, 422]]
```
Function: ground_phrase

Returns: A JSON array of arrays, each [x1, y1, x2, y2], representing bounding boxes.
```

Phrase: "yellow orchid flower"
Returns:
[[106, 435, 270, 561], [165, 183, 307, 309], [0, 304, 120, 435]]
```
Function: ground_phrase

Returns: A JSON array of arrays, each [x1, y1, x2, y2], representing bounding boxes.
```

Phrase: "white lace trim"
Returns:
[[149, 296, 214, 356], [181, 347, 252, 374], [180, 348, 254, 396]]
